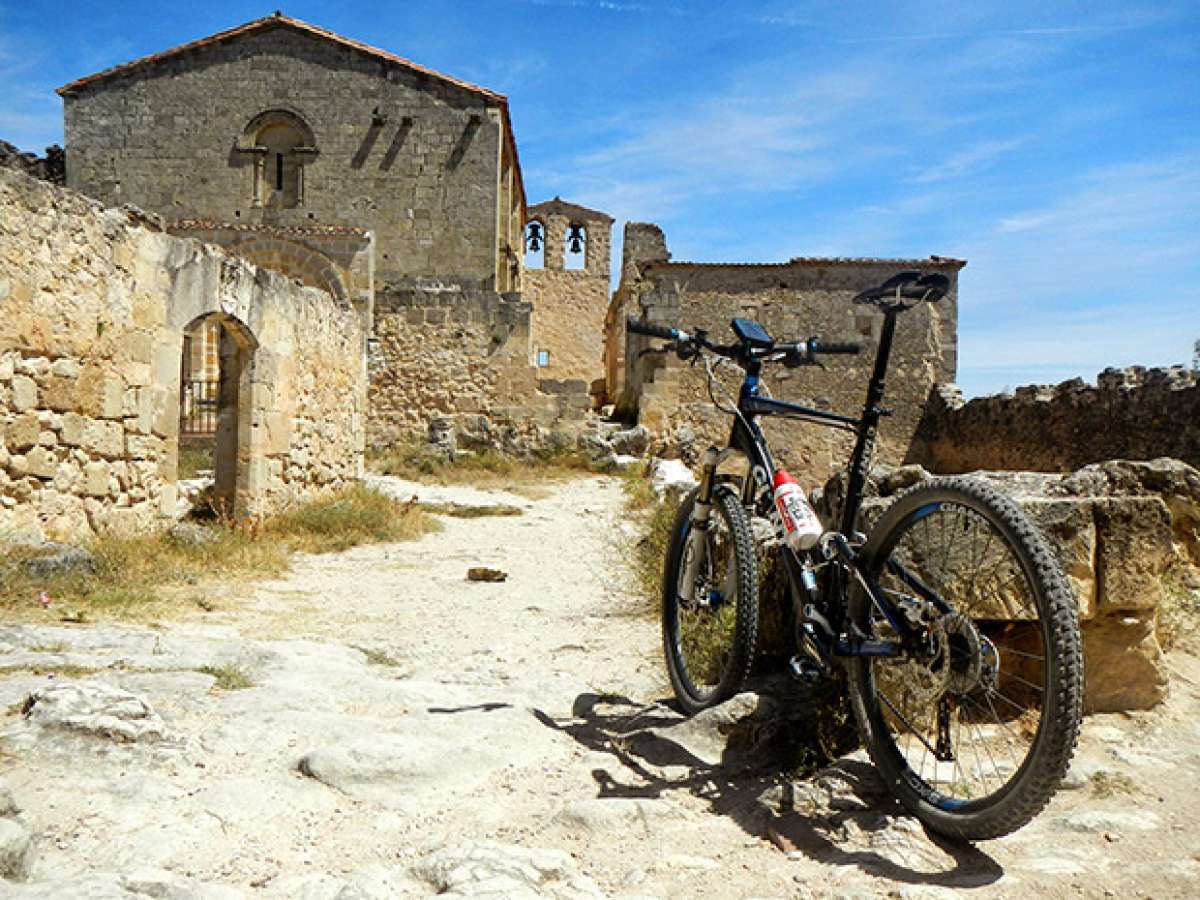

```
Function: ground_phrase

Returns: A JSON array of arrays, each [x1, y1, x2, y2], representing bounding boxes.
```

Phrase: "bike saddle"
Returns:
[[853, 271, 949, 307]]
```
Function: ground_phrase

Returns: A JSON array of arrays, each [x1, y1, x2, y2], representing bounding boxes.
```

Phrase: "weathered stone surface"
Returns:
[[1081, 614, 1169, 713], [0, 817, 35, 881], [415, 841, 605, 899], [21, 682, 170, 743], [1, 168, 366, 537], [18, 542, 98, 578]]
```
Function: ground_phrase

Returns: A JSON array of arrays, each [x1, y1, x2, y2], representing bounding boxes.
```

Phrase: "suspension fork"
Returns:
[[679, 446, 733, 601]]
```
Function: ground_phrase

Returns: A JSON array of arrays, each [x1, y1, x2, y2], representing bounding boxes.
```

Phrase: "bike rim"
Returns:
[[865, 500, 1049, 811]]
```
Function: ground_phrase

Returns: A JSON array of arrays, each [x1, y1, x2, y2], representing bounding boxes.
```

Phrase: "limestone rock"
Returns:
[[415, 841, 604, 899], [555, 797, 675, 835], [18, 542, 98, 578], [610, 425, 650, 456], [166, 521, 219, 547], [625, 692, 773, 769], [649, 458, 697, 502], [21, 681, 170, 743], [0, 817, 35, 881]]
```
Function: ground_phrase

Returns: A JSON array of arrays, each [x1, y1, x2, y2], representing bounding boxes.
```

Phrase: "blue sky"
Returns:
[[1, 1, 1196, 396]]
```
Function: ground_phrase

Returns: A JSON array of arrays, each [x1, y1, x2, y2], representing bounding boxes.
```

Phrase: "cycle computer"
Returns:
[[731, 318, 773, 349]]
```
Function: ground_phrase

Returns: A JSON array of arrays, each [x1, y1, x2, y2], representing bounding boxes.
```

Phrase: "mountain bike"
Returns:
[[627, 271, 1083, 840]]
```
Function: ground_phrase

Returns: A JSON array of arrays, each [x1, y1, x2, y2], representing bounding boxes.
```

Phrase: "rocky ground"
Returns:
[[1, 474, 1199, 899]]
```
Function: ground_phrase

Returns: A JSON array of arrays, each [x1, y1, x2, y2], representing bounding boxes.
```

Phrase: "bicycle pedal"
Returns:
[[787, 656, 825, 685]]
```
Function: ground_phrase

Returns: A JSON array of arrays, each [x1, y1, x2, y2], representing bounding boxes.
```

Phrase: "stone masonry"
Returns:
[[609, 224, 965, 486], [58, 13, 525, 293], [909, 366, 1200, 474], [0, 168, 365, 538], [522, 198, 613, 385]]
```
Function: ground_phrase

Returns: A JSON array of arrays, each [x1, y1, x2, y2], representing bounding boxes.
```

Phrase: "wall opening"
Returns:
[[524, 219, 545, 269], [241, 109, 316, 210], [179, 313, 258, 517], [564, 222, 586, 271]]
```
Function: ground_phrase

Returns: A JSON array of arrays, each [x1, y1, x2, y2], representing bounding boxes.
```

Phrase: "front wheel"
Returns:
[[846, 476, 1083, 840], [662, 485, 759, 714]]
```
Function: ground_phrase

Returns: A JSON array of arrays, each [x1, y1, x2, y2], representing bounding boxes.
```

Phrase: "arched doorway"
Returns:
[[179, 313, 258, 517]]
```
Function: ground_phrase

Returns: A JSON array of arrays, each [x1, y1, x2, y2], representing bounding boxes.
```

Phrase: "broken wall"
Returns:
[[614, 227, 964, 486], [909, 367, 1200, 474], [0, 168, 365, 539], [368, 281, 583, 449]]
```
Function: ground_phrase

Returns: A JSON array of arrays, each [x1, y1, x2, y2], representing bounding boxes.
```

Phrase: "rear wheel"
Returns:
[[846, 477, 1083, 840], [662, 485, 759, 714]]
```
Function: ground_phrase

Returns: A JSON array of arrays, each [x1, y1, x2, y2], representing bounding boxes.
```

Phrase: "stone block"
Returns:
[[1081, 612, 1168, 713], [11, 375, 37, 411], [80, 420, 124, 458], [5, 413, 40, 451], [82, 460, 111, 497], [25, 446, 58, 479]]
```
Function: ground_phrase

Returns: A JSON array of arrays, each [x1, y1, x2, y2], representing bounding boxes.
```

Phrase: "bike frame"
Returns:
[[693, 308, 924, 664]]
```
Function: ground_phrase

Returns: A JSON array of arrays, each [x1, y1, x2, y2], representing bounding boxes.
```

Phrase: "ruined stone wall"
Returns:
[[604, 223, 670, 408], [909, 367, 1200, 474], [524, 268, 609, 383], [625, 255, 963, 486], [368, 283, 557, 448], [0, 140, 64, 185], [62, 23, 503, 286], [0, 169, 365, 539]]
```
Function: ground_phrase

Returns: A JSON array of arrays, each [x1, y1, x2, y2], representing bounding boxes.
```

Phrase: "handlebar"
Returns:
[[627, 316, 861, 368], [626, 318, 680, 342]]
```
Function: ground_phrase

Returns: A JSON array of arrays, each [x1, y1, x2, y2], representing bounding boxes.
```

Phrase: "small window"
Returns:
[[536, 349, 550, 368], [524, 220, 545, 270]]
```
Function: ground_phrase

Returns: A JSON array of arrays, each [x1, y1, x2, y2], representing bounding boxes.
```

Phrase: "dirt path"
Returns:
[[1, 475, 1199, 898]]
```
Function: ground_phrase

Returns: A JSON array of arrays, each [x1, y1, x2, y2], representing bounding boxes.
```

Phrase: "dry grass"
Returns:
[[1090, 770, 1137, 798], [198, 663, 255, 691], [419, 502, 524, 519], [367, 440, 613, 491], [619, 462, 678, 613], [0, 484, 438, 622]]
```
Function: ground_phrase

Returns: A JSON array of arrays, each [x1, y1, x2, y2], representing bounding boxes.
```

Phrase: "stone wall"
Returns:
[[0, 168, 365, 538], [614, 226, 964, 486], [368, 282, 566, 448], [61, 18, 514, 288], [0, 140, 64, 185], [831, 460, 1200, 713], [523, 199, 613, 385], [909, 367, 1200, 474]]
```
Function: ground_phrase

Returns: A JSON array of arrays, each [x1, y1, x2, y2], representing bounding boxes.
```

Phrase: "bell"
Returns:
[[568, 223, 585, 254], [526, 222, 542, 252]]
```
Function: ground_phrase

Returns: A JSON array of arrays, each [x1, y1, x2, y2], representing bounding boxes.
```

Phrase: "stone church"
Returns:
[[57, 12, 611, 446]]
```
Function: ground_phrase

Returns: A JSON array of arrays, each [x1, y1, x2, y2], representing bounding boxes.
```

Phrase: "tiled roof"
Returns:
[[170, 219, 371, 239], [56, 12, 527, 218], [57, 13, 501, 100]]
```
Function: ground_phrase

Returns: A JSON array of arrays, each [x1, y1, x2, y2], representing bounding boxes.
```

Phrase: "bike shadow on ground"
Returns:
[[531, 688, 1004, 889]]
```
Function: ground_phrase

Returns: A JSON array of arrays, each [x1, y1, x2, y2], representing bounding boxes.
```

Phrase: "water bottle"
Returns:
[[772, 469, 823, 551]]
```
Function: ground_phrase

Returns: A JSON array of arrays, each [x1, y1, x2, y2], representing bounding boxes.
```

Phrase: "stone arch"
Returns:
[[228, 236, 349, 305], [179, 312, 258, 517], [240, 109, 317, 209]]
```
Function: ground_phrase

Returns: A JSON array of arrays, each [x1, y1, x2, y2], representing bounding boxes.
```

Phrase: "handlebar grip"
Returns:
[[813, 340, 861, 355], [626, 317, 678, 341]]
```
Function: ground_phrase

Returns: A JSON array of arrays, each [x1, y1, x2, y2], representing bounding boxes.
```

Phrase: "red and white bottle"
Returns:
[[772, 469, 823, 551]]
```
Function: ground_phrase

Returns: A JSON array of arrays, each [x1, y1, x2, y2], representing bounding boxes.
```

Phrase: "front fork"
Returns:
[[678, 446, 728, 602]]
